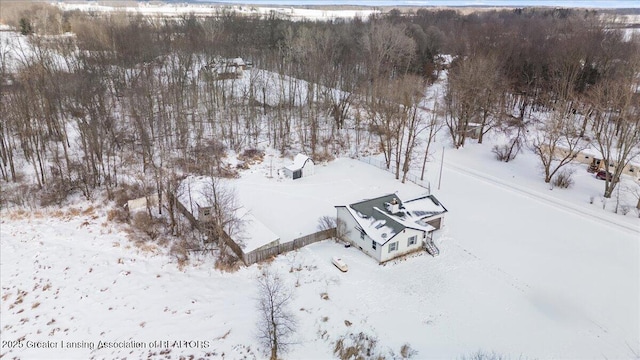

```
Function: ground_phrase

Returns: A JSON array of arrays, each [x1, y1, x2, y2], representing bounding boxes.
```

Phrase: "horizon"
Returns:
[[183, 0, 640, 8]]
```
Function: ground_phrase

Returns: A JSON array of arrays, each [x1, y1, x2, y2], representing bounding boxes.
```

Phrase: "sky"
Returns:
[[189, 0, 640, 8]]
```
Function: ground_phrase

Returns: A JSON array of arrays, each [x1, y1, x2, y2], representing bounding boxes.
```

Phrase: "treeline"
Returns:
[[0, 5, 638, 210]]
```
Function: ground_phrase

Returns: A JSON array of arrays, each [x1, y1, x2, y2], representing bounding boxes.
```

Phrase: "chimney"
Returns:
[[390, 198, 399, 214]]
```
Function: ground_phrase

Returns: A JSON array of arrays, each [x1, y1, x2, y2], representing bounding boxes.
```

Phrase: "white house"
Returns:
[[550, 145, 640, 181], [282, 154, 315, 180], [336, 193, 447, 263]]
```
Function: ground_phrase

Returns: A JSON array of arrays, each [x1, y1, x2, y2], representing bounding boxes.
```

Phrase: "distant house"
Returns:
[[282, 154, 315, 180], [204, 57, 246, 80], [126, 194, 158, 213], [336, 194, 447, 263], [552, 145, 640, 181]]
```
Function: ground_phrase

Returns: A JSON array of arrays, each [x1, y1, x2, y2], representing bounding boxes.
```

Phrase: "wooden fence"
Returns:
[[242, 228, 336, 265], [357, 156, 431, 192]]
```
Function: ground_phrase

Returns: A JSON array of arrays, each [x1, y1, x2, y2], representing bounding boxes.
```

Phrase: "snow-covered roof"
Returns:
[[403, 195, 448, 217], [235, 207, 280, 253], [345, 194, 446, 245], [177, 176, 280, 252], [559, 145, 640, 168], [284, 154, 312, 171], [230, 58, 245, 67], [345, 206, 398, 244], [177, 175, 214, 219]]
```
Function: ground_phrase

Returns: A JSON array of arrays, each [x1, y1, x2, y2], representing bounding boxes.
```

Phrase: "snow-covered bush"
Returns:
[[131, 211, 161, 240], [460, 350, 507, 360], [400, 343, 418, 359], [333, 332, 381, 360], [491, 144, 518, 162], [552, 169, 575, 189]]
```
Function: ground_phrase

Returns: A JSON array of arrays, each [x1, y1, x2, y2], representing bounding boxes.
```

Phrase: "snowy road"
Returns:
[[443, 161, 640, 234]]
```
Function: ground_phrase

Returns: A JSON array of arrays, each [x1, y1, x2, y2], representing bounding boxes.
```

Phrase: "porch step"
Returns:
[[425, 240, 440, 257]]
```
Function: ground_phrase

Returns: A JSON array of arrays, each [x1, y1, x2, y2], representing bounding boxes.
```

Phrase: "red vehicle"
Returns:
[[596, 170, 613, 180]]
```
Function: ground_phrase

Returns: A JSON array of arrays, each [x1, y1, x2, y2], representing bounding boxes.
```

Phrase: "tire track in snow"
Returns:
[[443, 162, 639, 234]]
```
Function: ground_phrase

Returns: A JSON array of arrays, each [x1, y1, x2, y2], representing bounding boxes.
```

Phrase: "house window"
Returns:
[[372, 240, 377, 250], [202, 208, 211, 217], [388, 241, 398, 253], [407, 235, 417, 247]]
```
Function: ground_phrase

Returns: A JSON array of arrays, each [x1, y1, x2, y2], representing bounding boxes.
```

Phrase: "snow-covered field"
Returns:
[[55, 2, 379, 21], [234, 156, 428, 244], [2, 147, 638, 359]]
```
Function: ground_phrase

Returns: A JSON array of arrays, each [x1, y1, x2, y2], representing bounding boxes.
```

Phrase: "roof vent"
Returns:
[[381, 233, 387, 238]]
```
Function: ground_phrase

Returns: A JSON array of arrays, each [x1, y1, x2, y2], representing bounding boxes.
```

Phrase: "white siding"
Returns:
[[379, 228, 424, 263], [302, 160, 315, 177]]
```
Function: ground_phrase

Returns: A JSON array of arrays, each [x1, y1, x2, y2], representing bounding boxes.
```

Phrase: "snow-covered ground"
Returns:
[[2, 147, 638, 359], [55, 2, 379, 21], [234, 156, 428, 244]]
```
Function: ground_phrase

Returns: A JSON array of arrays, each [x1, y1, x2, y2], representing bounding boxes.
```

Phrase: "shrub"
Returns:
[[313, 151, 335, 163], [460, 350, 508, 360], [317, 215, 336, 231], [333, 332, 380, 360], [552, 169, 574, 189], [400, 343, 418, 359], [215, 249, 242, 272], [169, 240, 190, 267], [0, 184, 34, 208], [218, 165, 239, 179], [239, 149, 265, 163], [131, 211, 161, 239], [492, 144, 518, 162], [112, 182, 147, 207], [107, 208, 129, 223], [39, 177, 71, 207]]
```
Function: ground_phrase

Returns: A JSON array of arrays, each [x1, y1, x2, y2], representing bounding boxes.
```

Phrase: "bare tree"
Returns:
[[256, 268, 297, 360], [493, 116, 528, 163], [398, 75, 428, 183], [362, 20, 416, 86], [200, 176, 244, 246], [588, 75, 640, 198], [530, 102, 588, 183], [445, 55, 503, 148], [420, 96, 443, 181]]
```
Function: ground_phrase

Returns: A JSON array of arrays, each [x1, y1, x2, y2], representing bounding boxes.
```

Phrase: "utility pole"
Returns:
[[269, 155, 274, 178], [438, 146, 444, 190]]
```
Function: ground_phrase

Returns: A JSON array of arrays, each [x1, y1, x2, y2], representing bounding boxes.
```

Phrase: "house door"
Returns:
[[293, 169, 302, 179]]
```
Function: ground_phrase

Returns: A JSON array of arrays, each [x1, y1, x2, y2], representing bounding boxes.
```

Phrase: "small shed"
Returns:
[[283, 154, 314, 180], [126, 194, 158, 213]]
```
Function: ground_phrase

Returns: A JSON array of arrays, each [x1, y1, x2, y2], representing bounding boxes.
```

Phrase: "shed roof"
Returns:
[[285, 154, 312, 171]]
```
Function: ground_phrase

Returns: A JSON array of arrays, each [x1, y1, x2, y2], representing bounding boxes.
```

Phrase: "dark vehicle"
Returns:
[[596, 170, 613, 180]]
